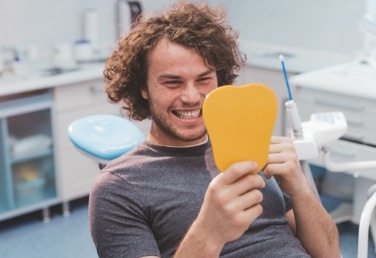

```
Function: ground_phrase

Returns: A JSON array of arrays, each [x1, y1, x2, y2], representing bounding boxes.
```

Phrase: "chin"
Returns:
[[178, 131, 207, 143]]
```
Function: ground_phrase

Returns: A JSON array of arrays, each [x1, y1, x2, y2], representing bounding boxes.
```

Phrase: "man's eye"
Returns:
[[164, 81, 182, 87], [197, 77, 211, 83]]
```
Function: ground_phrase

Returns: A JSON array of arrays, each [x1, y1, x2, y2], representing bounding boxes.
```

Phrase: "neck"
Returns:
[[146, 134, 208, 148]]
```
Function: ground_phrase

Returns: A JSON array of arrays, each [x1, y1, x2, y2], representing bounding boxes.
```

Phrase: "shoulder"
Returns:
[[90, 142, 157, 199], [90, 171, 127, 203], [96, 142, 153, 179]]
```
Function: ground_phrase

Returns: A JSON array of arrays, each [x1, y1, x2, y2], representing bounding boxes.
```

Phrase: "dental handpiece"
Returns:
[[279, 54, 304, 139], [285, 100, 303, 139]]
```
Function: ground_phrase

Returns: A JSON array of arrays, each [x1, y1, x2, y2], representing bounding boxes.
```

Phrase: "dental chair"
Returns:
[[68, 114, 144, 167], [68, 110, 374, 258]]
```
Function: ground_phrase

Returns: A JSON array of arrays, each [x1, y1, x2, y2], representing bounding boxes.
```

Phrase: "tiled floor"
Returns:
[[0, 197, 97, 258]]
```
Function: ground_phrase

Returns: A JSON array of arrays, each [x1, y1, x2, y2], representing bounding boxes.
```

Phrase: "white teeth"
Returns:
[[175, 110, 201, 119]]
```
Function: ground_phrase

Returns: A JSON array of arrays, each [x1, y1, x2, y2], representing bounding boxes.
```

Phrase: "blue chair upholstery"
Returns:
[[68, 114, 144, 165]]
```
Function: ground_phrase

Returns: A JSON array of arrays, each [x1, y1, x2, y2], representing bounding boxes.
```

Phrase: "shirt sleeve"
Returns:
[[89, 171, 160, 258]]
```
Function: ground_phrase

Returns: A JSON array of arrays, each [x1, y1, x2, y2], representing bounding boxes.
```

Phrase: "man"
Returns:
[[89, 2, 341, 257]]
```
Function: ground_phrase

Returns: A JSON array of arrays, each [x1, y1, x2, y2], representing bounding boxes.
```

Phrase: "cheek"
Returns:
[[205, 84, 218, 96], [148, 89, 174, 109]]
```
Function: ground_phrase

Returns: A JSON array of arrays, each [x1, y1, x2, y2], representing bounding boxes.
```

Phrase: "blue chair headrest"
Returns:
[[68, 114, 144, 162]]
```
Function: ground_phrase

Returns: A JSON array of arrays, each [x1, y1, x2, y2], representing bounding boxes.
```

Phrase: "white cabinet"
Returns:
[[0, 75, 150, 221], [0, 90, 59, 222], [235, 65, 297, 136], [53, 79, 119, 213], [292, 86, 376, 145]]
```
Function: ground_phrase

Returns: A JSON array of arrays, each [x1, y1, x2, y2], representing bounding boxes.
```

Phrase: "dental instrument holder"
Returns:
[[286, 101, 376, 258], [285, 99, 320, 198], [291, 108, 376, 172]]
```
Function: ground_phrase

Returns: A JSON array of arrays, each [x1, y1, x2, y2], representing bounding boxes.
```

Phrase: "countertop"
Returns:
[[239, 40, 352, 73], [0, 40, 354, 97], [0, 63, 105, 96], [289, 62, 376, 100]]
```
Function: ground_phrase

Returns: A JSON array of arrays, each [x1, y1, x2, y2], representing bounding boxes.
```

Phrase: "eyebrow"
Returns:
[[157, 68, 215, 80]]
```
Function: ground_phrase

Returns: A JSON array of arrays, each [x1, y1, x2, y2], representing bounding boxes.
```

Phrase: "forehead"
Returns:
[[147, 38, 210, 74], [149, 38, 196, 59]]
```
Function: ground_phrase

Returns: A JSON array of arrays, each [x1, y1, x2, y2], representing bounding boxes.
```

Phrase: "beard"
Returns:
[[149, 101, 207, 143]]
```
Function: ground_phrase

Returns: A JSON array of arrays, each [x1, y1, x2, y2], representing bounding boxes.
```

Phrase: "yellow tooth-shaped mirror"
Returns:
[[203, 84, 278, 172]]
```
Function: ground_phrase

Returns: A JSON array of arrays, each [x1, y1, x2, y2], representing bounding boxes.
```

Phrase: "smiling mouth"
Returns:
[[173, 109, 202, 119]]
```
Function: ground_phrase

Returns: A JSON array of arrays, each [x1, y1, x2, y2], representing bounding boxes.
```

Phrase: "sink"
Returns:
[[39, 60, 105, 77], [41, 67, 79, 76], [262, 51, 295, 59]]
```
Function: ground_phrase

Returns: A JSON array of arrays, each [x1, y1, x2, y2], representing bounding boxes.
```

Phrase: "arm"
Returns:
[[174, 161, 265, 257], [264, 136, 341, 258], [285, 209, 296, 235], [89, 172, 161, 258]]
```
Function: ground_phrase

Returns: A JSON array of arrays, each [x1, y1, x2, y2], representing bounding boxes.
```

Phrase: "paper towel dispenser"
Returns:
[[117, 0, 142, 38]]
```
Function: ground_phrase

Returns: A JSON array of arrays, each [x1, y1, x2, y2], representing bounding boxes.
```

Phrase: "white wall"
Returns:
[[212, 0, 365, 55], [0, 0, 176, 59], [0, 0, 367, 59]]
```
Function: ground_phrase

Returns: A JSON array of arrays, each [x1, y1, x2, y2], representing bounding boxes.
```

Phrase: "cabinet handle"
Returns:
[[315, 98, 364, 111]]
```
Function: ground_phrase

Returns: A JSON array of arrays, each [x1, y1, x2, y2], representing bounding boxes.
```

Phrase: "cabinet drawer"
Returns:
[[54, 79, 109, 111], [294, 87, 376, 145], [309, 140, 376, 180], [295, 87, 376, 115], [297, 102, 376, 144]]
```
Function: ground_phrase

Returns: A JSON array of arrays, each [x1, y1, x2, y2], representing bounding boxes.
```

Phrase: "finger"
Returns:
[[262, 164, 277, 179], [239, 189, 264, 209], [241, 203, 263, 225], [223, 202, 263, 236], [263, 171, 272, 179], [231, 174, 265, 196], [270, 137, 294, 148], [263, 160, 296, 177], [269, 144, 296, 158], [264, 162, 287, 174], [267, 152, 296, 164], [225, 188, 263, 212], [270, 136, 289, 144], [221, 161, 259, 185], [269, 142, 285, 154], [227, 190, 264, 228]]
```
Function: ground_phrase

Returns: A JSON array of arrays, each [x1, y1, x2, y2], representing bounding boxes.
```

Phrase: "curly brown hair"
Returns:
[[104, 1, 246, 120]]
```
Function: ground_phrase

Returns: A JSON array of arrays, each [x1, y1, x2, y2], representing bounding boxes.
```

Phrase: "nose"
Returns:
[[180, 84, 201, 104]]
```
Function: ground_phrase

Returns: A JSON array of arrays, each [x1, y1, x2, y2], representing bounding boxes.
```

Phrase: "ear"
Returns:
[[141, 89, 148, 99]]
